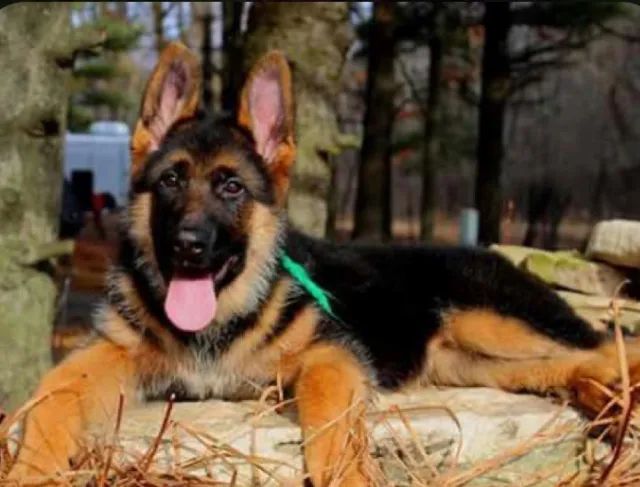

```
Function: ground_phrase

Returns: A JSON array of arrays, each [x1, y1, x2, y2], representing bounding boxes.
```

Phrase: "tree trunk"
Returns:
[[97, 2, 107, 18], [0, 3, 74, 409], [201, 11, 214, 109], [420, 24, 444, 242], [152, 2, 166, 53], [243, 2, 353, 237], [221, 0, 245, 114], [177, 2, 188, 43], [189, 2, 215, 109], [353, 0, 397, 241], [116, 2, 128, 19], [474, 2, 511, 245]]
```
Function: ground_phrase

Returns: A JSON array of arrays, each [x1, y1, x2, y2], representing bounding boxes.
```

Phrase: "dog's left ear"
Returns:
[[131, 42, 201, 179], [238, 51, 295, 201]]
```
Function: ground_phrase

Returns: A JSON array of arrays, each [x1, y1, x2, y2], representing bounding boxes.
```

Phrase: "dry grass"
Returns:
[[2, 296, 639, 486], [0, 386, 638, 486]]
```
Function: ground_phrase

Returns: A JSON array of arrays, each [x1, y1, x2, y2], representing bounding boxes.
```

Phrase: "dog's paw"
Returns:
[[7, 447, 69, 486], [6, 463, 64, 486], [569, 356, 640, 423]]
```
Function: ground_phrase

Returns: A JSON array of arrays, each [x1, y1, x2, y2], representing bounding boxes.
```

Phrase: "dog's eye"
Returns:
[[220, 178, 244, 198], [160, 171, 179, 189]]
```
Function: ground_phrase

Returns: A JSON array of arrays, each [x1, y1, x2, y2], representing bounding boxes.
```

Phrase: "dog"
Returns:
[[8, 42, 640, 486]]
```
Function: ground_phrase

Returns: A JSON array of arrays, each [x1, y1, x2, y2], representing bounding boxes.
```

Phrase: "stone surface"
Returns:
[[586, 219, 640, 269], [102, 388, 593, 485], [492, 245, 627, 297], [491, 244, 640, 332], [558, 290, 640, 333]]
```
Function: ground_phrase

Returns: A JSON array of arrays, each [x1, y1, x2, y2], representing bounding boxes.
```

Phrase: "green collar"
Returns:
[[279, 252, 335, 317]]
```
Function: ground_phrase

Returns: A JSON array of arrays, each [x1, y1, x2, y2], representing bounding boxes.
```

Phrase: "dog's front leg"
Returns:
[[8, 339, 136, 483], [295, 343, 371, 487]]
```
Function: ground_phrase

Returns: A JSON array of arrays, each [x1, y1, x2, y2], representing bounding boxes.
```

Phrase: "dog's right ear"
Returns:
[[237, 51, 295, 204], [131, 42, 201, 179]]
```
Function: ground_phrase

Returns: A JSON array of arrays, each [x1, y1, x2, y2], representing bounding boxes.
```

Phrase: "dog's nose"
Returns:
[[173, 228, 211, 266]]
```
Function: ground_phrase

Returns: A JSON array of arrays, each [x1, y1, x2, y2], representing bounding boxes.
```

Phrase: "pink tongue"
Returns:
[[164, 274, 217, 332]]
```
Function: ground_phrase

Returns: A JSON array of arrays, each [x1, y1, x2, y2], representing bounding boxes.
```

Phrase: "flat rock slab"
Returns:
[[586, 220, 640, 269], [558, 290, 640, 333], [105, 388, 595, 485], [492, 245, 627, 297]]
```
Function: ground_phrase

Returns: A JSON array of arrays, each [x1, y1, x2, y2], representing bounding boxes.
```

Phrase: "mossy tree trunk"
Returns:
[[0, 3, 77, 409], [243, 2, 353, 237]]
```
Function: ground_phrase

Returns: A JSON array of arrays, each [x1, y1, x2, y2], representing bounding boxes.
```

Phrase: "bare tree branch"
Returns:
[[394, 96, 418, 117], [508, 96, 549, 107], [509, 36, 587, 65], [509, 73, 544, 95], [596, 22, 640, 43], [396, 56, 426, 116], [511, 58, 572, 74], [458, 79, 480, 106]]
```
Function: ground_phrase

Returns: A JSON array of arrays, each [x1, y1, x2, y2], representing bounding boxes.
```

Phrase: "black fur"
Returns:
[[107, 113, 605, 396], [283, 231, 604, 388]]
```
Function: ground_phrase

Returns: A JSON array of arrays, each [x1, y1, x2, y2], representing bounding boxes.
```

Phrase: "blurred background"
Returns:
[[2, 1, 640, 408]]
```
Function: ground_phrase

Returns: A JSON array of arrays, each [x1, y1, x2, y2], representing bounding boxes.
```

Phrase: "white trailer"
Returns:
[[63, 122, 131, 206]]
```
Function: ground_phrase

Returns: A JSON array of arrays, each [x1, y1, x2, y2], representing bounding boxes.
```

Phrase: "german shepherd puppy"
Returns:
[[9, 43, 640, 486]]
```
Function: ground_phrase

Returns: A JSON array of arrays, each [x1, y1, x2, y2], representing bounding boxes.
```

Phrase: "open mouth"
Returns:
[[163, 254, 239, 332]]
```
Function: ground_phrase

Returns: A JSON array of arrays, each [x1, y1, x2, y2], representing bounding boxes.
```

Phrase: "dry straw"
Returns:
[[1, 290, 638, 486]]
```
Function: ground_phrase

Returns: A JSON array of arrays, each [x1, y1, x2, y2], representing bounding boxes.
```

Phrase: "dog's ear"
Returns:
[[238, 51, 295, 201], [131, 42, 201, 178]]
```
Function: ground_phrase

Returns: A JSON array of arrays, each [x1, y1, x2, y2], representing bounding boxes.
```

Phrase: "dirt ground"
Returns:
[[336, 212, 593, 249]]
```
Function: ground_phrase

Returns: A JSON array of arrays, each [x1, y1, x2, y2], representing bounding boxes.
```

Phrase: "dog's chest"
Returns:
[[143, 347, 270, 401]]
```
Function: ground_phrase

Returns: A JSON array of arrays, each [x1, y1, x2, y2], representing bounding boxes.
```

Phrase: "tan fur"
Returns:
[[425, 338, 592, 392], [208, 148, 242, 172], [569, 340, 640, 416], [237, 50, 296, 204], [232, 304, 320, 384], [268, 306, 320, 382], [166, 148, 194, 166], [94, 306, 144, 350], [100, 274, 317, 400], [424, 309, 640, 410], [8, 341, 136, 482], [126, 192, 166, 293], [182, 180, 209, 217], [221, 278, 292, 366], [106, 273, 182, 355], [13, 44, 640, 487], [131, 42, 201, 178], [8, 43, 300, 484], [296, 344, 370, 487], [131, 119, 156, 177], [127, 192, 153, 248], [215, 203, 283, 324], [126, 192, 283, 335], [211, 148, 279, 194], [441, 308, 572, 359], [237, 51, 294, 137]]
